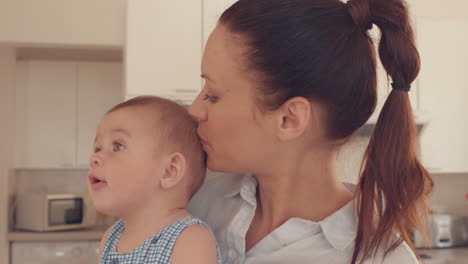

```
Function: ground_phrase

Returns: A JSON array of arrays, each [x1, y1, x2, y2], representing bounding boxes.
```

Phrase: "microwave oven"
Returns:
[[15, 193, 97, 231]]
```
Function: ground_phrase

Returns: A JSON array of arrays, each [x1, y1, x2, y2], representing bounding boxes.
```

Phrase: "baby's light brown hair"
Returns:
[[107, 96, 207, 199]]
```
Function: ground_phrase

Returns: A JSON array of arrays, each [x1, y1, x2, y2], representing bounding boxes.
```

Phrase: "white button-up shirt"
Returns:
[[189, 173, 419, 264]]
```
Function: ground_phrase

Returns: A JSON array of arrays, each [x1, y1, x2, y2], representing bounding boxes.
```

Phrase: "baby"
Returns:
[[87, 96, 220, 264]]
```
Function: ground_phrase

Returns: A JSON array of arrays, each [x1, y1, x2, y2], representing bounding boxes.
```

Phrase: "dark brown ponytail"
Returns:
[[348, 0, 433, 263]]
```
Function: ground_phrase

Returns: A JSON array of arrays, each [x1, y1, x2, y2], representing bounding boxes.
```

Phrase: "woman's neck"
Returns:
[[254, 146, 354, 230]]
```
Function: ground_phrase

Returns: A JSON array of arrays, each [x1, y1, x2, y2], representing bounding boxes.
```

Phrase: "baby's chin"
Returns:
[[89, 194, 120, 218], [93, 202, 120, 219]]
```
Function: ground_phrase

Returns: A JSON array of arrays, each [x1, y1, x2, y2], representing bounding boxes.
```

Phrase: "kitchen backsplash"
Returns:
[[430, 172, 468, 217], [14, 169, 89, 195]]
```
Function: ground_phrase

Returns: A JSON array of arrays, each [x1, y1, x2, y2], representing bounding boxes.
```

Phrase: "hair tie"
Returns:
[[391, 82, 411, 92]]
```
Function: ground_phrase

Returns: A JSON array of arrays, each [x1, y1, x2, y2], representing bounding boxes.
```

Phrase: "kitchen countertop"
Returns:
[[418, 247, 468, 264]]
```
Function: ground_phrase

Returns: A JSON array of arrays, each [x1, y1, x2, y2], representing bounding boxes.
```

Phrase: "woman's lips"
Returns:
[[197, 131, 209, 146]]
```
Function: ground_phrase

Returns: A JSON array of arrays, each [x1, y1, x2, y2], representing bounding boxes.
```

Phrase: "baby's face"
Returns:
[[87, 106, 164, 216]]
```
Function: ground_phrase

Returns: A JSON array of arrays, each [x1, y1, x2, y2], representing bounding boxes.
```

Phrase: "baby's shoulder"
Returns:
[[170, 217, 218, 264]]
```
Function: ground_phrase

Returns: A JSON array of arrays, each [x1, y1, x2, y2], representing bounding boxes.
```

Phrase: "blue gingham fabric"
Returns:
[[100, 215, 222, 264]]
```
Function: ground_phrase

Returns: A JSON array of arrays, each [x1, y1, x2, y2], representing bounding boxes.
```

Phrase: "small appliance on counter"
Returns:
[[414, 213, 468, 248], [15, 193, 96, 231]]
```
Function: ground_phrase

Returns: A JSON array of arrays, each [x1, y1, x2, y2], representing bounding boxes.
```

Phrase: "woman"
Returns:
[[188, 0, 433, 263]]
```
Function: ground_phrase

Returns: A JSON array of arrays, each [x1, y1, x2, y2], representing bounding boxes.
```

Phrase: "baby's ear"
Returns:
[[160, 152, 186, 190]]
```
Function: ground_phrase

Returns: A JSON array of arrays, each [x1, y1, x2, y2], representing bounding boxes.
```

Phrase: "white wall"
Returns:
[[0, 0, 126, 47], [0, 46, 16, 264], [411, 0, 468, 20]]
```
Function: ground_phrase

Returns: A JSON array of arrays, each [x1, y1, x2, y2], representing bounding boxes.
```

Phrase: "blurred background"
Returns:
[[0, 0, 466, 263]]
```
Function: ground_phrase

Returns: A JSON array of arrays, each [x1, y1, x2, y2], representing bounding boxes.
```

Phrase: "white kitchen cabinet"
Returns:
[[76, 62, 123, 167], [15, 61, 123, 168], [0, 0, 126, 47], [15, 61, 77, 168], [125, 1, 203, 105], [416, 18, 468, 173]]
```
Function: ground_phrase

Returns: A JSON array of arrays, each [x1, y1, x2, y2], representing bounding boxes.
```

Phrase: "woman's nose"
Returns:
[[188, 93, 207, 121], [89, 153, 102, 168]]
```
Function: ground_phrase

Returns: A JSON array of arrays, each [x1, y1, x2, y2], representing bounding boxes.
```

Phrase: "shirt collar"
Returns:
[[223, 174, 256, 197], [224, 175, 358, 250], [318, 197, 358, 250]]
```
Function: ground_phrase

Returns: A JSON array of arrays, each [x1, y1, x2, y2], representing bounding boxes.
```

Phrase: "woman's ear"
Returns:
[[160, 152, 187, 190], [276, 97, 312, 141]]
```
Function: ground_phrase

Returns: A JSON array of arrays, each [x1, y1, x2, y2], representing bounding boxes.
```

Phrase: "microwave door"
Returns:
[[49, 198, 83, 226]]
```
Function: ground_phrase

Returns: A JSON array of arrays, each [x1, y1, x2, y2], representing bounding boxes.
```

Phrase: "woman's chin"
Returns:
[[207, 158, 228, 173], [207, 159, 245, 174]]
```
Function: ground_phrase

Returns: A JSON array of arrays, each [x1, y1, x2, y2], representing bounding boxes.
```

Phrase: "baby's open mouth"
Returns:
[[90, 177, 102, 184], [88, 174, 107, 185]]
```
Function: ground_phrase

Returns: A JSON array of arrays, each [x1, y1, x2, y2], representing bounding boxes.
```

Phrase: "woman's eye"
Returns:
[[112, 142, 125, 152], [202, 93, 219, 103]]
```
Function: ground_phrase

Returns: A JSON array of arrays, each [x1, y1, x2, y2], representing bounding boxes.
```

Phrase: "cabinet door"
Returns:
[[76, 62, 123, 167], [15, 61, 77, 168], [126, 1, 202, 104], [417, 18, 468, 172]]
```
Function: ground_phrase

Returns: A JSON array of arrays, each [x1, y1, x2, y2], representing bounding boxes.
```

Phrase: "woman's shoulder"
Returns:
[[382, 242, 419, 263], [363, 241, 419, 264], [194, 171, 244, 197], [188, 171, 246, 219]]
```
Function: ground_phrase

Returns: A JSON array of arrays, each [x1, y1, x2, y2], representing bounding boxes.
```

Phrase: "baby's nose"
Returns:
[[89, 154, 102, 167]]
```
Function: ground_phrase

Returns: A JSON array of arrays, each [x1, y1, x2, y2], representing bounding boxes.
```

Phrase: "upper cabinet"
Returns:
[[15, 61, 77, 168], [0, 0, 125, 47], [16, 61, 123, 168], [125, 1, 203, 105], [415, 12, 468, 173]]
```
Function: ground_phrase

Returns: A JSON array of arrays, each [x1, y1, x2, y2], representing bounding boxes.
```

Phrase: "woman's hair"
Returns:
[[219, 0, 433, 262]]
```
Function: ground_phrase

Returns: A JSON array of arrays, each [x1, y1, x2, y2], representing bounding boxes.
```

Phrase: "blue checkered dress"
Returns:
[[100, 216, 222, 264]]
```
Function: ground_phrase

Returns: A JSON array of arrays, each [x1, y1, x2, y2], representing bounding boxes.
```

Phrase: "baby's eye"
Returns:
[[202, 93, 219, 103], [112, 142, 125, 152], [94, 146, 101, 153]]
